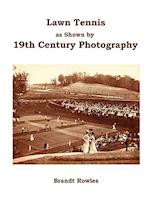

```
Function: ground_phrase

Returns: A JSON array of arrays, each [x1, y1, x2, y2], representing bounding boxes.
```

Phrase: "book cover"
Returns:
[[0, 0, 149, 199]]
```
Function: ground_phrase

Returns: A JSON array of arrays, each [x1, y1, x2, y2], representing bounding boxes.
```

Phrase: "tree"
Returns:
[[71, 73, 79, 83], [64, 75, 72, 85], [58, 74, 65, 85], [13, 71, 29, 105]]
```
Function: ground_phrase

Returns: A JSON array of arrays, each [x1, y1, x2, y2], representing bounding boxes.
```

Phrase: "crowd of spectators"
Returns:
[[95, 131, 139, 151], [62, 100, 139, 119]]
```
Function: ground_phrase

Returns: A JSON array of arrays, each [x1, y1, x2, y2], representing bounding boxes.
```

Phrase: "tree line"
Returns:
[[13, 70, 139, 103], [51, 72, 139, 92]]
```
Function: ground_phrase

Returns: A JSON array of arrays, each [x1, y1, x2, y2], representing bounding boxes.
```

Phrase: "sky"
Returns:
[[14, 64, 140, 84]]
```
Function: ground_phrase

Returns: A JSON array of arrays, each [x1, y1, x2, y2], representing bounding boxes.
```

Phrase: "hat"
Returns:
[[86, 130, 89, 133]]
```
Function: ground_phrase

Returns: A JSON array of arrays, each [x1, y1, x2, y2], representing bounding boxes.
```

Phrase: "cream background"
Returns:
[[0, 0, 149, 200]]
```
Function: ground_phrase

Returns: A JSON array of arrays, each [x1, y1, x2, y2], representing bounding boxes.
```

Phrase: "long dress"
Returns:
[[89, 135, 97, 153], [30, 134, 34, 141], [82, 134, 90, 153]]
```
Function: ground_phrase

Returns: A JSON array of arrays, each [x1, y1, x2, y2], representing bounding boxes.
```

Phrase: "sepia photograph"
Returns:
[[13, 64, 140, 164]]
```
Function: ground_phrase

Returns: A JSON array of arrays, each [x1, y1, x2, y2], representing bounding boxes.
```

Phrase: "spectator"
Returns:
[[61, 100, 139, 119]]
